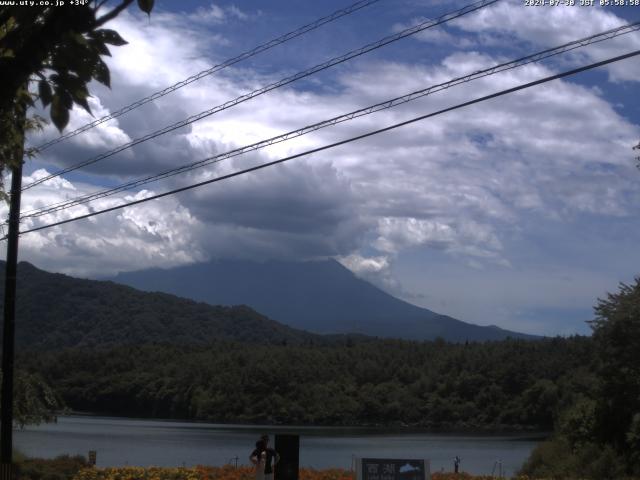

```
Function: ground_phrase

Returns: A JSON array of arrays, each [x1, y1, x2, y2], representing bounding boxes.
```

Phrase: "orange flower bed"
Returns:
[[431, 474, 528, 480], [73, 466, 356, 480], [72, 466, 537, 480]]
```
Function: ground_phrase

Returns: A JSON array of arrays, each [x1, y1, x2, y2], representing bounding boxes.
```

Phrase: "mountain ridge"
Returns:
[[112, 258, 536, 342]]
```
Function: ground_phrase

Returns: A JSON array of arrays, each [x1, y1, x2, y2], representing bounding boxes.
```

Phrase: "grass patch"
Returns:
[[16, 454, 88, 480]]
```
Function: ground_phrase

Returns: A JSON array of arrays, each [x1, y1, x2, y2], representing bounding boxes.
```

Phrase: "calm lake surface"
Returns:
[[15, 416, 543, 477]]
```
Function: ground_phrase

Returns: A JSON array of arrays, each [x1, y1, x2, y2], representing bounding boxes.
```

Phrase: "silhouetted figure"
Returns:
[[250, 435, 280, 480], [454, 456, 461, 474]]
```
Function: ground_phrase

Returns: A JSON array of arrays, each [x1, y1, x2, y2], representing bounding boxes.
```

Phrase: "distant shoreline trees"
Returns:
[[18, 336, 594, 432], [0, 370, 62, 427]]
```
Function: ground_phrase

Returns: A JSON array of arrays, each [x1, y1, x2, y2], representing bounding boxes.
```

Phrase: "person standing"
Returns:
[[250, 439, 266, 480], [250, 434, 280, 480]]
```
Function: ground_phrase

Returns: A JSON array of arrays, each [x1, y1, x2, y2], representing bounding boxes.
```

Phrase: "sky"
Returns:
[[3, 0, 640, 336]]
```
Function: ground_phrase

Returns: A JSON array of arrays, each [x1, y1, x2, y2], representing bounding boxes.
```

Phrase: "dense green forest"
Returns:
[[0, 261, 322, 349], [19, 336, 594, 431]]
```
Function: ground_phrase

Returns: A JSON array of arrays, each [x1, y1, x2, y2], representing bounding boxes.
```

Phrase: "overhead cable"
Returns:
[[22, 0, 499, 191], [10, 48, 640, 239], [31, 0, 382, 153], [18, 21, 640, 221]]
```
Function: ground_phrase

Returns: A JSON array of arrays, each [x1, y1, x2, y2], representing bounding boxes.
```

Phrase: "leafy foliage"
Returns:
[[19, 336, 593, 430], [16, 455, 88, 480], [0, 369, 63, 427], [12, 370, 63, 427], [591, 278, 640, 452], [518, 436, 627, 480], [521, 278, 640, 478], [0, 0, 154, 173]]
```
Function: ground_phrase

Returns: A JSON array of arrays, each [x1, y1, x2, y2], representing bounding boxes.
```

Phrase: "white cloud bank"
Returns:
[[6, 1, 640, 333]]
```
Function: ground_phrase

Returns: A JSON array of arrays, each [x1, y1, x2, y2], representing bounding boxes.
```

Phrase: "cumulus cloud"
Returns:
[[340, 253, 390, 274], [392, 19, 477, 48], [337, 253, 401, 292], [188, 3, 249, 25], [453, 0, 640, 82], [8, 171, 207, 277], [7, 1, 640, 333]]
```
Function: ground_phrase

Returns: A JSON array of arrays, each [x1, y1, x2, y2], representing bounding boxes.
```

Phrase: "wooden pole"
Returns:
[[1, 98, 25, 479]]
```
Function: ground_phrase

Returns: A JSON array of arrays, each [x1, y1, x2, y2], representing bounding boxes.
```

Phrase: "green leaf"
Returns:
[[93, 57, 110, 88], [53, 73, 92, 116], [90, 39, 111, 57], [38, 80, 52, 107], [72, 33, 89, 46], [56, 72, 83, 93], [74, 56, 97, 82], [137, 0, 154, 15], [55, 87, 73, 110], [19, 88, 35, 107], [92, 29, 127, 46], [50, 94, 70, 132], [70, 84, 92, 116]]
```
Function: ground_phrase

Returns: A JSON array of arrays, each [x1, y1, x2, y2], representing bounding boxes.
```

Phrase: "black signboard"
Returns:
[[360, 458, 427, 480], [275, 434, 299, 480]]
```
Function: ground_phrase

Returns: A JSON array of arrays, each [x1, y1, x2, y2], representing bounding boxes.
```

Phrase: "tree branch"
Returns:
[[94, 0, 134, 28], [93, 0, 111, 13]]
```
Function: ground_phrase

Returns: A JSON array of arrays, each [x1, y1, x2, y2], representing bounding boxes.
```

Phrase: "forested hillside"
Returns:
[[0, 261, 320, 348], [19, 336, 593, 430]]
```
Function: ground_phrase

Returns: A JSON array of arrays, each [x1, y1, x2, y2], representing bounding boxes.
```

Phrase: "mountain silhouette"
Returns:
[[113, 259, 535, 341]]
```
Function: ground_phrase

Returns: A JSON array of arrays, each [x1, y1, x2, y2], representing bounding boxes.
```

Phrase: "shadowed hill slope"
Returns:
[[0, 261, 321, 349]]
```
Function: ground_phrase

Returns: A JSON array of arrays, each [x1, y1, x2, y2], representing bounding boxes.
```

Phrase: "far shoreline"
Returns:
[[50, 412, 551, 439]]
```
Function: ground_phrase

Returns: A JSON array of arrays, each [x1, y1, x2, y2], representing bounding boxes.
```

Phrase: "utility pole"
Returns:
[[1, 100, 25, 480]]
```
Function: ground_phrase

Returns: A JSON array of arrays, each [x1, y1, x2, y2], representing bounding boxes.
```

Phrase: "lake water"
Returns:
[[15, 416, 543, 477]]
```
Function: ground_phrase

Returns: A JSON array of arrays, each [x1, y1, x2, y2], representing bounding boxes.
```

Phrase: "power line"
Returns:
[[22, 0, 499, 191], [11, 48, 640, 239], [18, 21, 640, 221], [30, 0, 382, 153]]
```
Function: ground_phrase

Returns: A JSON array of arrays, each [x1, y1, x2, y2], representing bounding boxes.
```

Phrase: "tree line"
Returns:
[[19, 336, 594, 431]]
